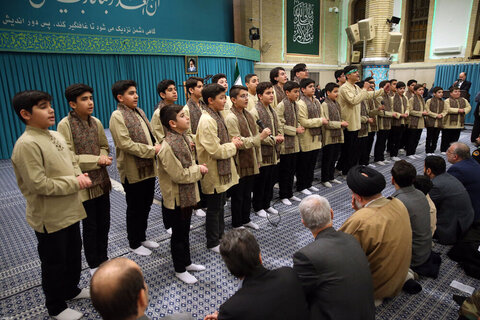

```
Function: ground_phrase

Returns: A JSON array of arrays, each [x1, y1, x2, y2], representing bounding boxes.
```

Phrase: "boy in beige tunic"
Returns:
[[388, 81, 409, 161], [441, 87, 471, 152], [58, 83, 112, 276], [270, 67, 288, 109], [151, 79, 178, 144], [11, 90, 91, 320], [424, 87, 447, 154], [373, 80, 395, 165], [276, 81, 304, 204], [249, 82, 284, 217], [297, 78, 328, 194], [245, 73, 259, 112], [406, 84, 428, 158], [109, 80, 161, 256], [183, 76, 207, 217], [320, 83, 348, 187], [225, 85, 271, 228], [212, 73, 233, 114], [157, 104, 208, 284], [196, 83, 242, 253]]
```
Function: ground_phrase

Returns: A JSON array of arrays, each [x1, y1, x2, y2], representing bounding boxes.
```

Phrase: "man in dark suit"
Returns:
[[447, 142, 480, 221], [293, 195, 375, 319], [452, 72, 471, 100], [204, 229, 309, 320], [424, 156, 474, 244]]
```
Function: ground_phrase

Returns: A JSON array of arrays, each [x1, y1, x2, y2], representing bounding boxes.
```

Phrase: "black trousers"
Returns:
[[279, 153, 297, 199], [321, 143, 341, 182], [406, 128, 423, 156], [82, 193, 110, 269], [374, 129, 390, 161], [358, 135, 371, 166], [296, 149, 319, 191], [205, 191, 226, 248], [425, 127, 441, 153], [401, 124, 409, 150], [35, 222, 82, 316], [252, 164, 276, 211], [441, 128, 461, 152], [389, 125, 406, 157], [122, 177, 155, 249], [162, 204, 192, 273], [337, 129, 359, 175], [230, 175, 254, 227]]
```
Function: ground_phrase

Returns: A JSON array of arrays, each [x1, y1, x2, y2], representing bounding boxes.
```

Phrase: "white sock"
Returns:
[[53, 308, 83, 320], [72, 288, 90, 300], [175, 271, 198, 284]]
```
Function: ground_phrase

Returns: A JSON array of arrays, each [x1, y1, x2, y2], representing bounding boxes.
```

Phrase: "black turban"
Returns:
[[347, 165, 385, 197]]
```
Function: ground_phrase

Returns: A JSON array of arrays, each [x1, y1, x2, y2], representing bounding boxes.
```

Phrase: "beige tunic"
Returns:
[[340, 197, 412, 300], [337, 82, 383, 132], [407, 96, 426, 129], [150, 108, 165, 143], [443, 98, 472, 129], [11, 126, 86, 233], [320, 100, 345, 146], [249, 105, 281, 166], [225, 109, 262, 177], [109, 109, 157, 184], [195, 111, 239, 194], [426, 194, 437, 236], [276, 100, 301, 154], [247, 92, 258, 112], [57, 116, 110, 202], [376, 95, 394, 131], [425, 98, 448, 128], [389, 95, 409, 126], [183, 102, 206, 141], [157, 139, 202, 210], [297, 98, 324, 152]]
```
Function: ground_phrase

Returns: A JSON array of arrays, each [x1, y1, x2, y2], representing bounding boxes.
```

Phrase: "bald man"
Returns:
[[452, 72, 471, 100], [91, 258, 192, 320]]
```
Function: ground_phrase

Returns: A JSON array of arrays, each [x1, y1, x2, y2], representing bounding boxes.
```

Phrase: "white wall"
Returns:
[[429, 0, 474, 59]]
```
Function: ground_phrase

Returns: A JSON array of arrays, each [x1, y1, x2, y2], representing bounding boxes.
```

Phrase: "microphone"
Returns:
[[256, 119, 274, 140]]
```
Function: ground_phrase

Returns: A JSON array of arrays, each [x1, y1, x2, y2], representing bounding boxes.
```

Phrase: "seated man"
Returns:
[[293, 195, 375, 320], [91, 258, 192, 320], [204, 229, 309, 320], [424, 156, 474, 244], [391, 161, 441, 278], [447, 142, 480, 222], [339, 166, 412, 305]]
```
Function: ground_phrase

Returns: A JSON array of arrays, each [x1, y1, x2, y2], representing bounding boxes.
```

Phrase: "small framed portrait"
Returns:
[[185, 56, 198, 74]]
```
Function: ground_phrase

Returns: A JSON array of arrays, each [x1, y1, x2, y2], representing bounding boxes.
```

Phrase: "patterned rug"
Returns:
[[0, 129, 478, 320]]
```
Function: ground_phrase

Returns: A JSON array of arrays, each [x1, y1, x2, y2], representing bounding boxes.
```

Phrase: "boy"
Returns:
[[405, 79, 417, 100], [374, 80, 395, 165], [320, 83, 348, 187], [425, 87, 446, 154], [11, 90, 91, 320], [57, 84, 112, 276], [270, 67, 288, 108], [109, 80, 161, 256], [183, 77, 207, 217], [388, 79, 398, 97], [364, 78, 382, 166], [245, 73, 259, 112], [291, 63, 309, 84], [276, 81, 304, 204], [442, 87, 472, 152], [225, 85, 271, 228], [250, 82, 284, 216], [357, 80, 376, 166], [406, 84, 428, 158], [212, 73, 233, 112], [196, 83, 242, 253], [297, 78, 327, 194], [389, 81, 409, 161], [157, 104, 208, 284], [151, 79, 178, 144], [183, 76, 205, 141]]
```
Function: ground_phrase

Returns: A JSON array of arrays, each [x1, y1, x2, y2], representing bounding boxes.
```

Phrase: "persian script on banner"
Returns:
[[293, 0, 314, 45]]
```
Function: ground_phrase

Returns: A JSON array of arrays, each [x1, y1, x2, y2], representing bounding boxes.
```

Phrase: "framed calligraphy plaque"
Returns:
[[285, 0, 320, 56]]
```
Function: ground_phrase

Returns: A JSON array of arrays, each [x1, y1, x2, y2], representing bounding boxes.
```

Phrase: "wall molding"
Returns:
[[0, 29, 260, 61]]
